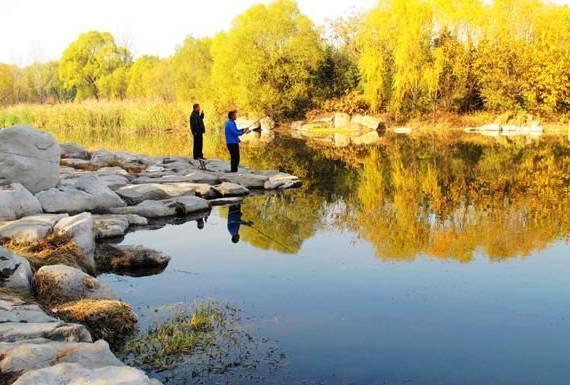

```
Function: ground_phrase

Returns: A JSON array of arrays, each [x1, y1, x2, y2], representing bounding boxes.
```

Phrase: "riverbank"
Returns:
[[0, 125, 301, 384]]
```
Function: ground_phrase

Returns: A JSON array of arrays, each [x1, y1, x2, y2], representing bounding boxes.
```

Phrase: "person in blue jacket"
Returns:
[[225, 110, 249, 172]]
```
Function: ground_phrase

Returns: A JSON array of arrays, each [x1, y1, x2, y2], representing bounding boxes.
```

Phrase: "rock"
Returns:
[[52, 299, 137, 341], [96, 244, 170, 272], [92, 216, 128, 239], [221, 173, 269, 189], [115, 184, 170, 204], [97, 174, 130, 190], [209, 197, 245, 206], [33, 264, 117, 305], [60, 143, 90, 160], [0, 295, 56, 323], [37, 175, 126, 213], [0, 214, 67, 243], [90, 150, 148, 170], [96, 166, 130, 176], [132, 172, 221, 186], [350, 114, 383, 130], [60, 158, 93, 170], [0, 247, 33, 293], [92, 214, 148, 239], [54, 213, 96, 260], [236, 117, 261, 131], [12, 362, 161, 385], [264, 173, 302, 190], [109, 200, 176, 218], [260, 116, 276, 131], [74, 175, 126, 210], [0, 340, 122, 374], [36, 186, 93, 213], [0, 184, 42, 221], [212, 182, 250, 197], [163, 196, 211, 216], [0, 321, 92, 343], [334, 112, 351, 129], [116, 183, 215, 204], [0, 125, 60, 194]]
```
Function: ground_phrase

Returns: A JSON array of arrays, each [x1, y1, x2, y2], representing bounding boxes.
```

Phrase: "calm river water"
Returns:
[[96, 132, 570, 385]]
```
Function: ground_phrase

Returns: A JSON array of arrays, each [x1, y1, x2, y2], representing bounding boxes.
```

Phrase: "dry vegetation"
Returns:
[[52, 299, 137, 342], [1, 234, 93, 274]]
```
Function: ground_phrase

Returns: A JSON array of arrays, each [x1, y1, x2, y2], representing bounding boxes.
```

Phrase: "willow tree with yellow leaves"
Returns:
[[358, 0, 570, 118]]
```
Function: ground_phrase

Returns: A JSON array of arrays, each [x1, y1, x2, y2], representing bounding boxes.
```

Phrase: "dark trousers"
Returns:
[[192, 133, 203, 160], [227, 143, 240, 172]]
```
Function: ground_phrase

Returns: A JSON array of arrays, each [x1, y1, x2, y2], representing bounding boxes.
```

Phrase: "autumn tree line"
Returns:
[[1, 0, 570, 121]]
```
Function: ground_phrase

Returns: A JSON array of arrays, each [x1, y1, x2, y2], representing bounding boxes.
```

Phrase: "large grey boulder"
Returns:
[[0, 125, 60, 194], [37, 175, 126, 213], [0, 183, 42, 221], [0, 247, 33, 293], [54, 213, 96, 261], [33, 264, 117, 304], [0, 214, 67, 243], [12, 362, 162, 385]]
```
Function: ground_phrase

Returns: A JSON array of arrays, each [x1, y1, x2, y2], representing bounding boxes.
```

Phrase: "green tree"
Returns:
[[210, 0, 325, 119], [59, 31, 132, 100]]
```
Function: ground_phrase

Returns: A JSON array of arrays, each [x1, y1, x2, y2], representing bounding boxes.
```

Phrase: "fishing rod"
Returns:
[[243, 221, 295, 254]]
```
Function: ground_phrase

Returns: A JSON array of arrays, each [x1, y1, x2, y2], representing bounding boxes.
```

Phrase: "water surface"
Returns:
[[96, 132, 570, 385]]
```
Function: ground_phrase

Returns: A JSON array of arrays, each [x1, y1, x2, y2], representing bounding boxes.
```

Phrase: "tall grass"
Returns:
[[0, 100, 226, 157], [0, 100, 223, 134]]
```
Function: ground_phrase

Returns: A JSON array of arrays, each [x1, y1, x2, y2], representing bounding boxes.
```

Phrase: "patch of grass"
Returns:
[[52, 299, 137, 344], [121, 301, 285, 384], [1, 234, 93, 274]]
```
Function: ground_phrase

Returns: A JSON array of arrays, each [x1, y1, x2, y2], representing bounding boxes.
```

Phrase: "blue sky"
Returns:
[[0, 0, 376, 66]]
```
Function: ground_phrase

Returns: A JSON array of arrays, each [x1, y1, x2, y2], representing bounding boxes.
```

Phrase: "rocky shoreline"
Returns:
[[0, 125, 302, 384]]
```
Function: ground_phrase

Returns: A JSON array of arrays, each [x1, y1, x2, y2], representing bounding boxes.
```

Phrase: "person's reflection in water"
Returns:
[[227, 204, 251, 243], [196, 214, 208, 230]]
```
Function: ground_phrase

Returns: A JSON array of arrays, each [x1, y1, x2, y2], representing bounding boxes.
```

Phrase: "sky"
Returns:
[[0, 0, 376, 66]]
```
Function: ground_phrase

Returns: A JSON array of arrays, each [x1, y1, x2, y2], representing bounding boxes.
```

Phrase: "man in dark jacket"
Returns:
[[189, 103, 206, 160]]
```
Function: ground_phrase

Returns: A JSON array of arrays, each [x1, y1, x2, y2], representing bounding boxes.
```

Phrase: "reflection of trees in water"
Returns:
[[220, 191, 324, 254], [343, 137, 570, 261]]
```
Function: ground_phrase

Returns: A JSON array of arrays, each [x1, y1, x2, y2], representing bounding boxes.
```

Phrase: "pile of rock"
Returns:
[[0, 247, 160, 385], [0, 125, 301, 243], [291, 112, 385, 132], [0, 124, 302, 384]]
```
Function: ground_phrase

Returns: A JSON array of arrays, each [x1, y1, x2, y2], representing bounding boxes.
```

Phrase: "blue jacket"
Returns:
[[225, 119, 245, 144]]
